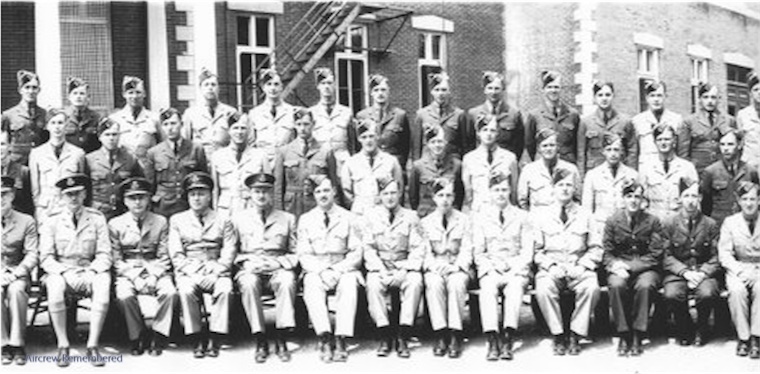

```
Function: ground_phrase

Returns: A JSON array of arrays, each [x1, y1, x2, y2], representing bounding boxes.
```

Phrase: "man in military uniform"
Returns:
[[467, 71, 524, 158], [145, 108, 207, 218], [662, 179, 720, 346], [39, 174, 112, 367], [247, 68, 296, 170], [226, 173, 297, 363], [85, 117, 143, 220], [108, 76, 161, 164], [63, 77, 101, 153], [169, 172, 233, 358], [0, 127, 33, 215], [109, 177, 177, 356], [736, 72, 760, 165], [533, 169, 602, 356], [341, 120, 403, 215], [1, 176, 38, 365], [298, 175, 363, 363], [525, 70, 580, 164], [472, 174, 531, 361], [309, 68, 353, 171], [632, 80, 684, 167], [182, 68, 238, 164], [603, 181, 665, 356], [1, 70, 47, 165], [518, 128, 580, 210], [362, 178, 424, 358], [408, 126, 464, 218]]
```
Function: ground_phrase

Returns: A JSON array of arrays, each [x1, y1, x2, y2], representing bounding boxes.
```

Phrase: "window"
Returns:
[[418, 32, 447, 107], [60, 2, 113, 111], [690, 58, 709, 113], [636, 47, 660, 112], [726, 64, 751, 116], [335, 25, 368, 114], [236, 15, 274, 111]]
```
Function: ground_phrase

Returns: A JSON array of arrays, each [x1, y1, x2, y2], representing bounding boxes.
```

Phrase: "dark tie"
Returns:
[[630, 214, 636, 231], [326, 104, 333, 116], [439, 105, 444, 119], [389, 210, 395, 224], [560, 205, 568, 224], [663, 159, 670, 174], [209, 106, 216, 119], [324, 212, 330, 228], [487, 148, 494, 165], [174, 141, 180, 156], [442, 214, 448, 230], [603, 112, 610, 125], [688, 218, 694, 234], [749, 219, 756, 235], [261, 212, 267, 225], [137, 218, 143, 230], [378, 109, 384, 123], [236, 148, 243, 162], [197, 214, 204, 227], [303, 139, 309, 156], [653, 109, 663, 123], [54, 145, 63, 159], [708, 112, 714, 127], [610, 164, 619, 178], [72, 214, 78, 228], [28, 107, 34, 119], [728, 163, 734, 176], [270, 105, 277, 119], [108, 151, 115, 167], [369, 154, 375, 168], [492, 104, 498, 115], [76, 110, 83, 123], [499, 210, 505, 225]]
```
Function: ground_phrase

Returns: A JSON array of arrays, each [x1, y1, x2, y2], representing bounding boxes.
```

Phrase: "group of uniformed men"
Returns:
[[1, 64, 760, 367]]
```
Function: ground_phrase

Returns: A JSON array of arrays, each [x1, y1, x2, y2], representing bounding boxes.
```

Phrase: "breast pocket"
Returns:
[[586, 131, 602, 150], [283, 159, 300, 183], [711, 179, 728, 192]]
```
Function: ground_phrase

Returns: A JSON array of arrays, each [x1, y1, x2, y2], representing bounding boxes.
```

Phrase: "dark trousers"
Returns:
[[608, 270, 660, 333], [663, 277, 720, 336]]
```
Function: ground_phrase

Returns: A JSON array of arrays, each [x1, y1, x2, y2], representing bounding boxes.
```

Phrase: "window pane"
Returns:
[[418, 34, 426, 59], [255, 17, 270, 47], [240, 53, 253, 109], [431, 35, 441, 60], [350, 27, 363, 53], [238, 17, 249, 46], [350, 60, 365, 113], [338, 59, 349, 107]]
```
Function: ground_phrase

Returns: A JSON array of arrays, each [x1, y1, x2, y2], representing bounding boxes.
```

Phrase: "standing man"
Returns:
[[525, 70, 580, 164], [182, 68, 238, 164], [110, 177, 177, 356], [678, 82, 736, 175], [662, 179, 721, 346], [1, 176, 38, 366], [467, 71, 524, 158], [1, 127, 33, 215], [631, 80, 684, 167], [362, 178, 425, 358], [408, 126, 464, 218], [309, 68, 353, 171], [603, 181, 665, 356], [736, 72, 760, 165], [247, 68, 296, 170], [39, 174, 112, 367], [63, 76, 101, 153], [298, 175, 363, 363], [518, 128, 580, 211], [1, 70, 47, 165], [533, 169, 602, 356], [145, 108, 208, 218], [582, 133, 638, 226], [226, 173, 297, 363], [109, 76, 162, 164], [472, 174, 531, 361], [169, 172, 234, 359]]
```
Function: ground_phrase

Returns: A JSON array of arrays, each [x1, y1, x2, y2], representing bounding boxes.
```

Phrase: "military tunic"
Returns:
[[354, 105, 411, 170], [247, 101, 296, 169], [467, 100, 525, 158], [408, 153, 464, 218], [411, 103, 472, 161], [340, 150, 403, 216], [461, 146, 519, 212], [63, 105, 101, 154], [701, 160, 759, 225], [631, 109, 684, 167], [210, 145, 268, 216], [736, 105, 760, 165], [581, 162, 638, 224], [517, 159, 580, 211], [678, 109, 736, 174], [85, 146, 144, 220], [309, 103, 353, 169], [525, 101, 581, 164], [1, 102, 47, 165], [278, 138, 333, 218], [28, 142, 86, 223], [638, 156, 698, 219], [145, 139, 208, 218], [181, 102, 238, 163], [1, 210, 38, 346], [577, 108, 637, 175], [1, 161, 34, 216], [108, 106, 162, 163]]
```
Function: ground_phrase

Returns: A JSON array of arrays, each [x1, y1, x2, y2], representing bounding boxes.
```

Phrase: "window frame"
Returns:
[[726, 63, 751, 116], [334, 24, 369, 114], [690, 58, 710, 113], [418, 32, 447, 107], [636, 46, 661, 112], [235, 13, 275, 111]]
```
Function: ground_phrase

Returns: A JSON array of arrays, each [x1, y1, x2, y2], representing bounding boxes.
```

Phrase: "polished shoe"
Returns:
[[552, 335, 566, 356], [130, 338, 145, 356], [376, 338, 392, 357], [750, 336, 760, 359], [254, 337, 269, 363], [86, 346, 105, 367], [333, 335, 348, 362], [499, 331, 514, 360], [13, 347, 26, 366], [617, 335, 630, 357], [1, 346, 12, 365], [448, 331, 462, 358], [397, 338, 411, 358], [433, 330, 448, 357], [486, 332, 500, 361], [318, 333, 333, 363], [207, 334, 221, 358], [630, 331, 643, 356], [193, 335, 206, 359], [149, 333, 167, 356], [736, 340, 750, 357], [275, 338, 291, 362], [56, 347, 70, 368], [567, 332, 581, 356]]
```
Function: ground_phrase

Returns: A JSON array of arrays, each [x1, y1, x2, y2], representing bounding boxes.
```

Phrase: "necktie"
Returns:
[[389, 210, 395, 224], [630, 214, 636, 231], [54, 145, 63, 159], [270, 105, 277, 119], [137, 218, 143, 230], [324, 212, 330, 228], [748, 219, 756, 235], [487, 148, 494, 165], [261, 212, 267, 225], [560, 205, 568, 224], [708, 112, 714, 127], [109, 150, 115, 167], [442, 214, 448, 229], [326, 104, 334, 116], [499, 210, 505, 225], [610, 164, 618, 178], [72, 214, 78, 228], [236, 148, 243, 162], [492, 104, 498, 115], [369, 154, 375, 168], [209, 106, 216, 119], [28, 106, 34, 119], [197, 214, 204, 227], [303, 139, 309, 156], [688, 218, 694, 234], [378, 109, 384, 123], [604, 111, 610, 125], [174, 140, 180, 156], [663, 159, 670, 174], [439, 105, 444, 119], [76, 109, 83, 123], [728, 163, 734, 176], [653, 109, 663, 123]]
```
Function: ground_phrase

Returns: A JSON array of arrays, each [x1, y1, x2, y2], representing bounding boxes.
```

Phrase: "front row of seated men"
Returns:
[[1, 166, 759, 366]]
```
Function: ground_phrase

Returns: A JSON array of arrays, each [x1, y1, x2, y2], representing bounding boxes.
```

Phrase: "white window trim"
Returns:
[[418, 32, 447, 108], [691, 58, 709, 86], [335, 25, 369, 111], [235, 14, 276, 109], [636, 48, 660, 79], [724, 53, 756, 69], [411, 15, 454, 33]]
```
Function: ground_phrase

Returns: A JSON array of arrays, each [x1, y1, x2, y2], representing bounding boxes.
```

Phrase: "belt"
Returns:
[[59, 257, 92, 267]]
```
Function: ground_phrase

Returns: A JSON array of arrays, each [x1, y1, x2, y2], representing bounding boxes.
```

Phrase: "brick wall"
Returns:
[[110, 1, 149, 111], [1, 2, 36, 111]]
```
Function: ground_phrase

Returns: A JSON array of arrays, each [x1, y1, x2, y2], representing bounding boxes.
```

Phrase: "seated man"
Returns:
[[472, 173, 531, 361], [603, 181, 665, 356], [1, 176, 38, 365], [39, 174, 112, 367], [169, 172, 233, 359], [298, 175, 363, 363], [109, 177, 178, 356], [533, 169, 602, 356], [226, 173, 297, 363], [362, 177, 424, 358]]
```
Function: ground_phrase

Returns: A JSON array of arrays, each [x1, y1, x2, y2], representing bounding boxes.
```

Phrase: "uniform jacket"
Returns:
[[297, 205, 362, 273], [718, 212, 760, 278], [471, 204, 532, 277], [1, 210, 38, 278], [2, 101, 48, 165], [525, 100, 581, 164], [661, 211, 719, 283], [2, 161, 34, 215], [109, 106, 161, 161], [678, 109, 736, 174], [411, 102, 472, 161], [631, 109, 684, 166], [532, 202, 603, 272], [420, 209, 472, 273], [361, 206, 425, 272], [85, 146, 144, 219], [226, 208, 298, 272], [701, 159, 758, 225], [602, 209, 665, 275], [582, 162, 638, 220], [736, 105, 760, 165], [63, 105, 101, 153], [29, 141, 86, 213], [211, 145, 268, 213], [408, 153, 463, 217], [354, 105, 411, 168], [467, 100, 525, 158], [340, 150, 403, 215], [517, 159, 580, 211], [309, 102, 353, 153], [109, 211, 170, 280], [638, 156, 698, 216], [462, 146, 518, 212], [39, 207, 112, 275], [577, 107, 637, 174], [145, 139, 208, 217], [182, 101, 238, 159], [168, 209, 233, 276], [278, 137, 334, 218], [247, 101, 296, 155]]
